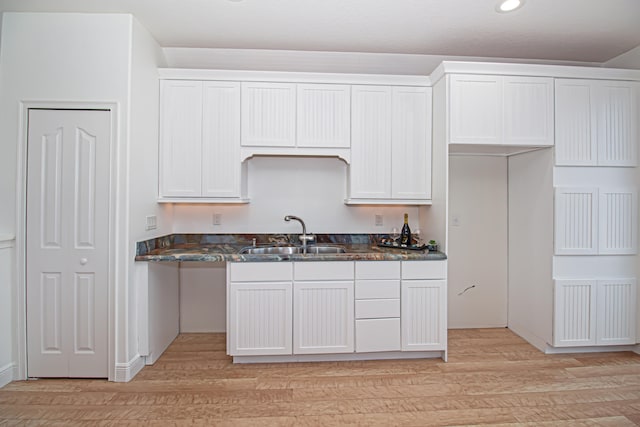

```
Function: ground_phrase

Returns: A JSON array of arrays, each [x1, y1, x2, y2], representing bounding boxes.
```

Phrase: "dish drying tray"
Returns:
[[377, 240, 428, 251]]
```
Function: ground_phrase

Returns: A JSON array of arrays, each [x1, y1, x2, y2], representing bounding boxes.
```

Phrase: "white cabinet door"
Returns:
[[356, 318, 401, 352], [241, 82, 296, 147], [297, 84, 350, 148], [159, 80, 203, 197], [596, 279, 636, 345], [401, 280, 447, 351], [554, 279, 636, 347], [555, 79, 638, 167], [293, 281, 354, 354], [598, 188, 638, 255], [596, 81, 638, 167], [350, 85, 392, 199], [554, 280, 596, 347], [555, 79, 597, 165], [228, 282, 293, 356], [503, 76, 554, 146], [449, 74, 502, 145], [391, 86, 432, 200], [554, 187, 599, 255], [202, 81, 242, 198]]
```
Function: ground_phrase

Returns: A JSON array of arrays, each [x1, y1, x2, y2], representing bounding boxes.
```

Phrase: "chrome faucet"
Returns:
[[284, 215, 315, 252]]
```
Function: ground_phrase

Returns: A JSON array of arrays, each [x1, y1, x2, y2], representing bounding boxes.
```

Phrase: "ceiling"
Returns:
[[1, 0, 640, 63]]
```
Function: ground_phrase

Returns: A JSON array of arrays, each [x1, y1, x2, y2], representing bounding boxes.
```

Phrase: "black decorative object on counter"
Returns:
[[377, 240, 427, 252]]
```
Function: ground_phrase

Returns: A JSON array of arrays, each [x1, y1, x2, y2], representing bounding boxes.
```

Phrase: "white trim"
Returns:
[[344, 199, 433, 206], [15, 101, 119, 382], [430, 61, 640, 85], [0, 363, 16, 388], [159, 68, 431, 86], [114, 354, 145, 382], [157, 197, 250, 204], [544, 344, 638, 355], [0, 236, 14, 249], [232, 350, 444, 364]]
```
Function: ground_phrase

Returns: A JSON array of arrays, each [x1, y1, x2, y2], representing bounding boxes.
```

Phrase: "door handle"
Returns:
[[80, 258, 88, 265]]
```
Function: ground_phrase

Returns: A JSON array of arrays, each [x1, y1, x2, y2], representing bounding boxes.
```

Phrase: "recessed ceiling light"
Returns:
[[496, 0, 524, 13]]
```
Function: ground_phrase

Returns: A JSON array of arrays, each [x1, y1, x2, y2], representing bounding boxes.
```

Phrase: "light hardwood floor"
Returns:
[[2, 329, 640, 426]]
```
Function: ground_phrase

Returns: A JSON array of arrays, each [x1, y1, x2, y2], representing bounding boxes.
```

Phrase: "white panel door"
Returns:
[[293, 281, 354, 354], [27, 109, 110, 378], [350, 85, 392, 199], [554, 280, 596, 347], [555, 79, 596, 166], [503, 76, 554, 146], [401, 280, 447, 351], [598, 188, 638, 255], [554, 187, 599, 255], [596, 279, 636, 345], [391, 86, 432, 200], [595, 81, 638, 167], [201, 81, 242, 198], [159, 80, 203, 197], [449, 74, 502, 145], [297, 83, 350, 148], [241, 82, 296, 147], [228, 282, 292, 356]]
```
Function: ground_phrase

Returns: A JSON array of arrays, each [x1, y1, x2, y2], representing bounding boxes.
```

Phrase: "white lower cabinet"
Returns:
[[293, 281, 354, 354], [401, 261, 448, 352], [554, 278, 636, 347], [227, 263, 293, 356], [228, 260, 448, 359], [355, 261, 401, 352]]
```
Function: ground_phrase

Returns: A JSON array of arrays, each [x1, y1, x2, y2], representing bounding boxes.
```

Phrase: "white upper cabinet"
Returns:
[[449, 74, 554, 146], [555, 186, 638, 255], [202, 81, 242, 198], [159, 80, 246, 202], [241, 82, 351, 151], [297, 84, 350, 148], [349, 85, 432, 204], [241, 82, 296, 147], [555, 79, 638, 167], [350, 85, 393, 200], [391, 86, 432, 200], [159, 80, 203, 198]]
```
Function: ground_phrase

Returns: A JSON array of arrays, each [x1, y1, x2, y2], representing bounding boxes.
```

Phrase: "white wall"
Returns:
[[603, 44, 640, 69], [180, 262, 226, 332], [127, 17, 171, 373], [448, 156, 508, 328], [172, 156, 420, 234], [0, 238, 14, 388], [508, 149, 554, 350], [0, 12, 169, 382]]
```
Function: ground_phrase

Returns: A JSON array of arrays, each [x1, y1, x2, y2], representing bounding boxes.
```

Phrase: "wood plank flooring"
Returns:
[[2, 328, 640, 426]]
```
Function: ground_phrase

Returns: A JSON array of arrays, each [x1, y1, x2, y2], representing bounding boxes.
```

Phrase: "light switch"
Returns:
[[451, 215, 461, 227], [375, 214, 384, 227], [145, 215, 157, 231], [213, 213, 222, 225]]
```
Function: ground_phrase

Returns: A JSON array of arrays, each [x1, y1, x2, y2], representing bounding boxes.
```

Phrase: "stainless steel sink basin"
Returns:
[[239, 245, 302, 255], [238, 245, 346, 255], [304, 245, 346, 254]]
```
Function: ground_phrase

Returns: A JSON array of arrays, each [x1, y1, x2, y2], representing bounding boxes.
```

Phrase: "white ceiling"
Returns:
[[1, 0, 640, 63]]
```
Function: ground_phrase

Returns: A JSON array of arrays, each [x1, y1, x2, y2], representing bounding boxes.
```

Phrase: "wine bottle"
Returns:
[[400, 213, 411, 246]]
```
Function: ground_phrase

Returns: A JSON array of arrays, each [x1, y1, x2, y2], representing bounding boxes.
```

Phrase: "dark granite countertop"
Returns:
[[135, 234, 447, 263]]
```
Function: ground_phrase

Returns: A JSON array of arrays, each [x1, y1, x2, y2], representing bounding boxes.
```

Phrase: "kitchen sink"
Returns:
[[238, 245, 346, 255]]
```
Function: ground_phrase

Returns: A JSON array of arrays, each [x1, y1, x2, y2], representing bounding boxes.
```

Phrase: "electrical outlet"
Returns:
[[374, 214, 384, 227], [145, 215, 157, 231], [213, 213, 222, 225]]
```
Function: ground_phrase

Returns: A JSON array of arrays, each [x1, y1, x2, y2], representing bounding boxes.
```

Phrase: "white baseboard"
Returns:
[[0, 363, 16, 388], [545, 344, 638, 355], [232, 350, 444, 364], [114, 355, 145, 382]]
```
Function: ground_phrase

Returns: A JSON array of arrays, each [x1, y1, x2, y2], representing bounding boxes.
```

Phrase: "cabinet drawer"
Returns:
[[229, 262, 293, 282], [355, 280, 400, 299], [355, 318, 401, 352], [402, 260, 447, 280], [294, 261, 354, 281], [355, 261, 400, 280], [355, 299, 400, 319]]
